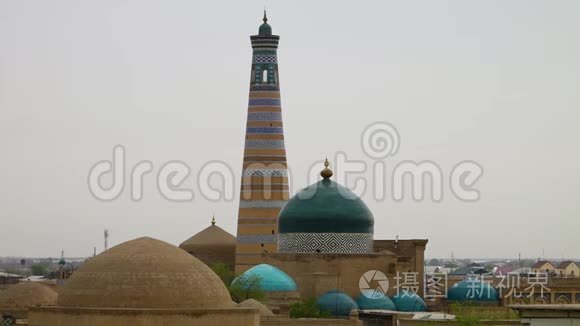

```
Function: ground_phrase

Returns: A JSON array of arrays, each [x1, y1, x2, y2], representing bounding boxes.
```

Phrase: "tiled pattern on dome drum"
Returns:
[[236, 24, 288, 274], [278, 233, 373, 254]]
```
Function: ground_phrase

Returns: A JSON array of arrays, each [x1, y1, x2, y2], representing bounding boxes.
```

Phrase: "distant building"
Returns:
[[531, 261, 557, 274], [449, 266, 490, 276], [0, 272, 21, 287], [511, 304, 580, 325], [179, 217, 237, 269], [557, 261, 580, 278]]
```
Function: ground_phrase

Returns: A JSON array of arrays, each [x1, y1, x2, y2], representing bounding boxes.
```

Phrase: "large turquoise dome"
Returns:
[[317, 290, 358, 317], [278, 161, 374, 254], [393, 291, 427, 312], [279, 179, 374, 234], [356, 290, 397, 310], [231, 264, 297, 292], [447, 279, 499, 302]]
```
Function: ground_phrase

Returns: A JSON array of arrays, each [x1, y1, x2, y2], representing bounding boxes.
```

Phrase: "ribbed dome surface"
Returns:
[[259, 22, 272, 36], [57, 237, 232, 309], [447, 279, 499, 302], [0, 282, 57, 309], [356, 290, 397, 310], [237, 299, 274, 316], [317, 290, 358, 317], [232, 264, 297, 292], [279, 179, 374, 234], [393, 290, 427, 312]]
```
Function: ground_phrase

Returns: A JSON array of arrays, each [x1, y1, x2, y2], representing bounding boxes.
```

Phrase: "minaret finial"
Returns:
[[211, 215, 216, 226], [320, 157, 333, 179]]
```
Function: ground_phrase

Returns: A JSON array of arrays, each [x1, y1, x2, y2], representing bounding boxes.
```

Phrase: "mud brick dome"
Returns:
[[179, 218, 237, 268], [0, 282, 57, 309], [57, 237, 232, 309]]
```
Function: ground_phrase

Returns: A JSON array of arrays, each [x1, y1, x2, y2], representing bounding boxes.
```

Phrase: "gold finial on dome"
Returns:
[[211, 215, 216, 226], [320, 157, 333, 179]]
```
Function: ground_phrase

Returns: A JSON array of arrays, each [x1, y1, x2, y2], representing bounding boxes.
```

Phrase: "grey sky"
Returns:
[[0, 0, 578, 259]]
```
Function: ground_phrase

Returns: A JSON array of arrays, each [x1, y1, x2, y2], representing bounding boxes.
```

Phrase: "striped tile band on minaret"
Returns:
[[235, 12, 289, 274]]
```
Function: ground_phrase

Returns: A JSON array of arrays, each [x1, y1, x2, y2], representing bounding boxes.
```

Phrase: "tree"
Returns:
[[429, 259, 442, 266], [229, 274, 265, 303], [30, 263, 49, 276], [290, 298, 331, 318], [210, 262, 235, 287]]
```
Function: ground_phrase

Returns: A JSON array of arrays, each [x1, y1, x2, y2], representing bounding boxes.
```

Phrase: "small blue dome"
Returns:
[[231, 264, 297, 292], [356, 290, 397, 310], [393, 290, 427, 312], [259, 22, 272, 36], [447, 279, 499, 302], [258, 11, 272, 36], [317, 290, 358, 317]]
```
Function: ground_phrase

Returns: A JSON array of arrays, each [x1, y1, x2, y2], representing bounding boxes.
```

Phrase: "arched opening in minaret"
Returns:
[[262, 69, 268, 83]]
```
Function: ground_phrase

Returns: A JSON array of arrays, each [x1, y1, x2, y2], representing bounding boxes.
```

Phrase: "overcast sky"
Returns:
[[1, 0, 579, 260]]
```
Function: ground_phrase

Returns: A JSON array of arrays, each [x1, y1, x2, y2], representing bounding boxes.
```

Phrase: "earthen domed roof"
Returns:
[[57, 237, 232, 309], [179, 224, 236, 252], [237, 299, 274, 316], [0, 282, 57, 309]]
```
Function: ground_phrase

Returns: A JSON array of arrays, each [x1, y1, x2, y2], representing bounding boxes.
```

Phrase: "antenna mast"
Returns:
[[104, 229, 109, 251]]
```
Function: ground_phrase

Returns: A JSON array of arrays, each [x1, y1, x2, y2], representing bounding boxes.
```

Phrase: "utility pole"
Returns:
[[104, 229, 109, 251]]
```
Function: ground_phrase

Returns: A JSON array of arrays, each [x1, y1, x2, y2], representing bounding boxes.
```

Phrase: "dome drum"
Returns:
[[278, 232, 373, 254]]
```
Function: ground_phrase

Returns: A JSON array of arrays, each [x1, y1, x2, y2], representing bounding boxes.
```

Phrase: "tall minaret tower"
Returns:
[[235, 12, 289, 273]]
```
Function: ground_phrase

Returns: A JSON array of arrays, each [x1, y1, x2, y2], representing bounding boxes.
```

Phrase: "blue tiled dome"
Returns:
[[279, 179, 374, 234], [356, 290, 397, 310], [317, 290, 358, 317], [447, 278, 499, 302], [393, 290, 427, 312], [258, 11, 272, 36], [231, 264, 297, 292]]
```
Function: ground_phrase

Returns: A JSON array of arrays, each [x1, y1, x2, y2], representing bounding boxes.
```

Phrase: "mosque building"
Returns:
[[243, 159, 428, 311], [181, 13, 428, 316], [0, 13, 431, 326]]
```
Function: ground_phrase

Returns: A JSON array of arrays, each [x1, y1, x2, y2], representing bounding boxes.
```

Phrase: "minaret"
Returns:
[[235, 12, 289, 273]]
